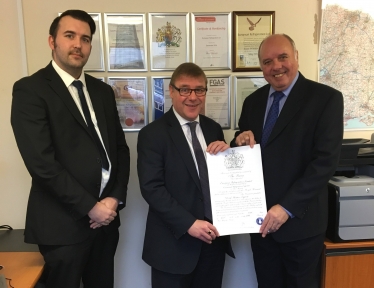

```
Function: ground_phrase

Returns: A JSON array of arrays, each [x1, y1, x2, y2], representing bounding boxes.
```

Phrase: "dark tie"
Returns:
[[187, 121, 212, 221], [261, 91, 285, 146], [72, 80, 109, 171]]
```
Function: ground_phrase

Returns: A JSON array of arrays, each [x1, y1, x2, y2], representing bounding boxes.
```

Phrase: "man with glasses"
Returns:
[[137, 62, 237, 287]]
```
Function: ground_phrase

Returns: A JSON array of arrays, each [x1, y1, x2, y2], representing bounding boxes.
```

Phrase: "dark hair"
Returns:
[[170, 62, 207, 86], [49, 10, 96, 40], [258, 33, 297, 59]]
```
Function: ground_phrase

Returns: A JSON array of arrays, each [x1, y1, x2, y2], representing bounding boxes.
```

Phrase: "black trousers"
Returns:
[[152, 235, 229, 288], [38, 228, 119, 288], [250, 233, 324, 288]]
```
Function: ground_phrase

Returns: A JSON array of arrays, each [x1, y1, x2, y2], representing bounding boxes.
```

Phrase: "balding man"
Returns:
[[231, 34, 343, 288]]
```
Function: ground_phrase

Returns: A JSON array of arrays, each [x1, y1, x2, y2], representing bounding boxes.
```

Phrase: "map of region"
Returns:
[[319, 4, 374, 129]]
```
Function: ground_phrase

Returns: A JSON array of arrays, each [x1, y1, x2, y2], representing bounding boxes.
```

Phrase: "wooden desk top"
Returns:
[[324, 239, 374, 249], [0, 252, 44, 288]]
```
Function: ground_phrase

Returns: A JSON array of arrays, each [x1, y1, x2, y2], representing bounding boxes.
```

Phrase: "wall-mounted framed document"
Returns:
[[234, 76, 268, 129], [58, 12, 105, 71], [149, 13, 189, 71], [107, 77, 148, 131], [151, 77, 172, 120], [191, 13, 231, 70], [206, 76, 231, 128], [232, 11, 275, 72], [104, 14, 147, 71]]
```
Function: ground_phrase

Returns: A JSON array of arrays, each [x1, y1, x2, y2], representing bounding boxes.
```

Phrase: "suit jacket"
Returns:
[[137, 109, 234, 274], [11, 62, 130, 245], [231, 73, 343, 243]]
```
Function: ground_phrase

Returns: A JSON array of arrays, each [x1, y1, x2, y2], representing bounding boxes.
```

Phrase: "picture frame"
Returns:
[[191, 12, 231, 70], [234, 76, 268, 129], [149, 13, 189, 71], [151, 76, 172, 121], [107, 77, 148, 131], [104, 13, 148, 71], [232, 11, 275, 72], [205, 75, 231, 128]]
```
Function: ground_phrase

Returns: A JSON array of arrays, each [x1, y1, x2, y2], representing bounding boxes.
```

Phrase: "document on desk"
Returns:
[[206, 145, 267, 236]]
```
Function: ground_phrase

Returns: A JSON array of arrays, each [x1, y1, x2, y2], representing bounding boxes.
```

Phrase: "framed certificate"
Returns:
[[149, 13, 189, 71], [205, 76, 231, 128], [234, 76, 268, 129], [232, 11, 275, 72], [191, 13, 231, 70], [58, 12, 105, 71], [151, 77, 172, 120], [107, 77, 148, 131], [104, 14, 147, 71]]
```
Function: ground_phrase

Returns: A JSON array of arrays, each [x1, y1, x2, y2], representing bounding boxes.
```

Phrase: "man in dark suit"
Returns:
[[11, 10, 130, 288], [231, 34, 343, 288], [137, 62, 234, 288]]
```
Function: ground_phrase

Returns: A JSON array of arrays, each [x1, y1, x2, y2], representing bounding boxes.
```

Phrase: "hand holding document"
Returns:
[[206, 145, 267, 236]]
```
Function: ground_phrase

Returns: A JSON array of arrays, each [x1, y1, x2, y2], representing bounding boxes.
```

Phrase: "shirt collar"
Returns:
[[269, 71, 299, 97], [172, 107, 200, 126], [51, 60, 86, 88]]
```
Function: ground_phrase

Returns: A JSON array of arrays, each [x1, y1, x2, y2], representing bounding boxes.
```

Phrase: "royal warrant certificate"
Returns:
[[206, 145, 267, 235]]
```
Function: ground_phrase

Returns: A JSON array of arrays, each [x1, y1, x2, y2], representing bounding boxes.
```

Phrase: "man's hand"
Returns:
[[235, 130, 256, 147], [206, 141, 230, 155], [259, 204, 289, 237], [187, 220, 220, 244], [89, 197, 120, 229], [100, 197, 119, 211], [88, 202, 117, 229]]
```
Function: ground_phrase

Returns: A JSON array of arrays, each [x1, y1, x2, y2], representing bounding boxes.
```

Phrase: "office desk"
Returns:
[[0, 230, 44, 288], [0, 252, 44, 288], [321, 239, 374, 288]]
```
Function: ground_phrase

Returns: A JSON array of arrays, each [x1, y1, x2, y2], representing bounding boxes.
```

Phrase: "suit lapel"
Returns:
[[266, 74, 308, 145], [199, 116, 217, 145], [254, 88, 270, 141], [165, 110, 202, 191], [44, 64, 111, 154], [85, 75, 110, 153], [44, 63, 89, 134]]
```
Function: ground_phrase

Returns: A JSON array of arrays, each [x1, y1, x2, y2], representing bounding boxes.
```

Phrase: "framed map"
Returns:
[[320, 0, 374, 130]]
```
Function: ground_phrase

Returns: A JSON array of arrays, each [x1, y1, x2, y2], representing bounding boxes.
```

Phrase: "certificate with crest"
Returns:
[[149, 13, 189, 71], [207, 145, 267, 236]]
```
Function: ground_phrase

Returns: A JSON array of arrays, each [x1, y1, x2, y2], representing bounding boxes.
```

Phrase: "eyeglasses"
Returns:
[[171, 84, 208, 97]]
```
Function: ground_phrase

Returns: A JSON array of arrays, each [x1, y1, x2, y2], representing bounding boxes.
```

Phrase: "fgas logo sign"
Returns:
[[209, 79, 225, 86]]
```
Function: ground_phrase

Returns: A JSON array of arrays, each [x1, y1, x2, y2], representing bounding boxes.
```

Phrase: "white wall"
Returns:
[[1, 0, 372, 287], [0, 0, 29, 229]]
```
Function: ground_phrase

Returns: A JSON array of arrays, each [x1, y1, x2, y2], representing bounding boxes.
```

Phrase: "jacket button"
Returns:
[[97, 158, 101, 164]]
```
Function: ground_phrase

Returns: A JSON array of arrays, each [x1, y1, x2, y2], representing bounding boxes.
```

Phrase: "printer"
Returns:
[[327, 175, 374, 242], [326, 138, 374, 242]]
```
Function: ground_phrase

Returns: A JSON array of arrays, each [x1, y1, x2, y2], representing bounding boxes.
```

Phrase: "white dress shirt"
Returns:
[[52, 61, 110, 196], [173, 107, 207, 176]]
